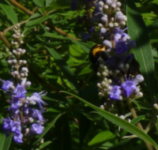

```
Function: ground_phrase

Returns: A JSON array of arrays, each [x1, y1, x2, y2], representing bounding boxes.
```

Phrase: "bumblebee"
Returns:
[[89, 44, 110, 71]]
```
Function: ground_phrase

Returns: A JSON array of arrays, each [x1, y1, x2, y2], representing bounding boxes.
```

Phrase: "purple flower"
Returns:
[[1, 81, 13, 91], [121, 79, 137, 97], [9, 98, 21, 110], [30, 123, 44, 134], [13, 131, 23, 143], [32, 109, 44, 121], [110, 86, 121, 100], [13, 84, 26, 98], [113, 28, 135, 55], [29, 93, 46, 109], [11, 121, 21, 133], [115, 41, 128, 54], [3, 117, 13, 135]]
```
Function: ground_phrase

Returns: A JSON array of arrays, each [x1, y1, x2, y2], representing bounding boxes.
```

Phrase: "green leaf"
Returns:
[[39, 141, 52, 149], [0, 133, 12, 150], [26, 15, 51, 27], [33, 113, 62, 145], [88, 130, 115, 146], [60, 91, 158, 149], [147, 18, 158, 33], [46, 0, 54, 6], [126, 1, 155, 96], [46, 47, 79, 93], [0, 2, 18, 24], [33, 0, 45, 7]]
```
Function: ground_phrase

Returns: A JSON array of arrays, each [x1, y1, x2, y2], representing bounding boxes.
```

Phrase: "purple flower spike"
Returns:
[[13, 131, 23, 143], [121, 80, 137, 97], [13, 84, 26, 98], [110, 86, 121, 100], [2, 81, 13, 91], [30, 93, 46, 109], [30, 123, 44, 134]]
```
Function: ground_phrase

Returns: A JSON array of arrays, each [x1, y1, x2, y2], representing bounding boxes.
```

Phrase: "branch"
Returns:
[[8, 0, 33, 16], [52, 26, 80, 41], [3, 19, 30, 35], [0, 32, 11, 48]]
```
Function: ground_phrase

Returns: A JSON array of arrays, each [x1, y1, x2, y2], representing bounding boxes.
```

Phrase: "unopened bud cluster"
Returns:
[[7, 24, 28, 80]]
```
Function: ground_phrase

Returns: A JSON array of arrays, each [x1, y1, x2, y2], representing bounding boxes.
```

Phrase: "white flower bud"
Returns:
[[154, 103, 158, 110], [13, 71, 19, 76], [28, 117, 34, 123], [102, 71, 108, 76], [111, 3, 116, 8], [98, 1, 104, 7], [98, 92, 103, 96], [25, 81, 31, 87], [103, 40, 112, 48], [20, 73, 25, 77], [21, 67, 28, 72], [101, 15, 108, 23], [99, 7, 103, 11], [21, 49, 26, 54], [97, 72, 101, 76], [120, 21, 126, 26], [7, 60, 12, 64], [103, 5, 109, 10], [40, 138, 44, 144], [100, 105, 104, 109], [116, 2, 121, 7], [106, 0, 112, 5], [135, 92, 143, 98], [98, 23, 103, 27], [21, 34, 24, 37], [100, 27, 107, 34], [134, 74, 144, 85], [108, 22, 114, 28], [120, 115, 125, 120], [20, 40, 24, 44], [114, 22, 119, 27], [23, 60, 27, 64]]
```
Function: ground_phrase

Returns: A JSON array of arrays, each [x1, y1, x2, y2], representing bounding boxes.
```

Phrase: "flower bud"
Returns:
[[98, 1, 104, 7], [103, 40, 112, 48]]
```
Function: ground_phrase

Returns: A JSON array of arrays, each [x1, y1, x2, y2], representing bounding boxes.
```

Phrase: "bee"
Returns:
[[89, 44, 110, 71]]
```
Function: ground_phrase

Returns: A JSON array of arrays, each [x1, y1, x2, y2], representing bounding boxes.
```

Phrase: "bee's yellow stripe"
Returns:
[[92, 45, 106, 56]]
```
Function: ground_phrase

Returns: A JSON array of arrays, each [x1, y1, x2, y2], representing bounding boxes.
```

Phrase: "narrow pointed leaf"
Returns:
[[0, 133, 12, 150], [60, 91, 158, 149]]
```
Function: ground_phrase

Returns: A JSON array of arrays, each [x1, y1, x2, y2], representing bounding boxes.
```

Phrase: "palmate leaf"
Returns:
[[60, 91, 158, 149], [126, 1, 155, 97]]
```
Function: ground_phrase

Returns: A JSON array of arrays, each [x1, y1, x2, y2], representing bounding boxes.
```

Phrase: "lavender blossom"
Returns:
[[30, 123, 44, 134], [13, 84, 26, 98], [1, 81, 13, 91]]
